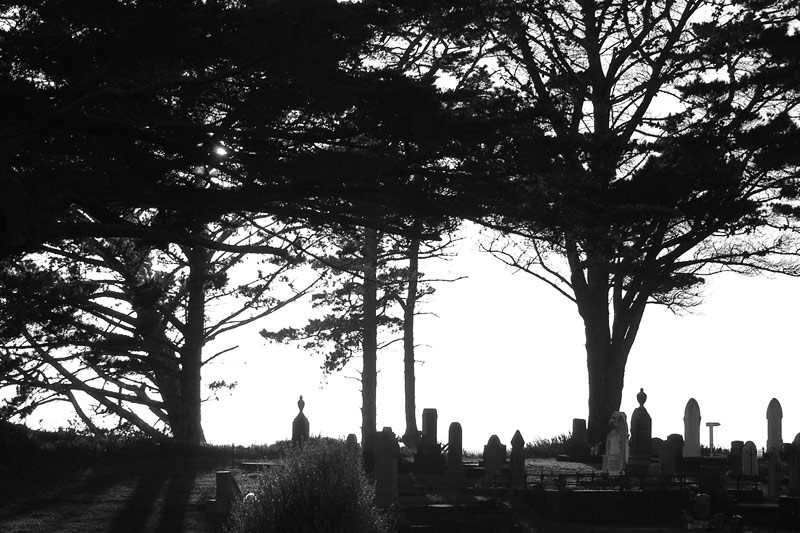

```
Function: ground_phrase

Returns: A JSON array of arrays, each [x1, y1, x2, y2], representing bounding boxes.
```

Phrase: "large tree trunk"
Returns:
[[402, 238, 420, 449], [361, 227, 379, 446], [178, 246, 208, 444], [570, 245, 630, 448], [573, 245, 647, 447], [585, 334, 628, 448]]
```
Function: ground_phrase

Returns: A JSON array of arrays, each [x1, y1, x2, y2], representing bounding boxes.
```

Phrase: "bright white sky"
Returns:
[[202, 224, 800, 453]]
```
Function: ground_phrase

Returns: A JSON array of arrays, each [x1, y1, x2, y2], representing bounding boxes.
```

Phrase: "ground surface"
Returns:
[[0, 452, 259, 533], [0, 455, 792, 532]]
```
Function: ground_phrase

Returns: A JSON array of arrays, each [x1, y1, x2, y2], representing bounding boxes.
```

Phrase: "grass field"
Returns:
[[0, 453, 246, 532]]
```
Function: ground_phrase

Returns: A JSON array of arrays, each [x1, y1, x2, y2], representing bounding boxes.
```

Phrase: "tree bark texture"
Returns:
[[402, 238, 420, 448], [361, 227, 379, 445], [178, 245, 208, 444]]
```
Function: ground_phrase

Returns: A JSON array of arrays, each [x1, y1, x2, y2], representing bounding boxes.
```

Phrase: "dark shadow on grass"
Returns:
[[0, 461, 133, 524], [155, 465, 198, 533], [109, 466, 170, 533]]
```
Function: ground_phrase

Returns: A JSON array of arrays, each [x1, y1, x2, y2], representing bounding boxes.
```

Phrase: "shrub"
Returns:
[[524, 434, 571, 458], [226, 438, 392, 533]]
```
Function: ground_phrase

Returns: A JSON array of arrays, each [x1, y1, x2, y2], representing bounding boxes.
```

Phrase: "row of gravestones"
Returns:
[[414, 407, 528, 485], [292, 399, 527, 483], [289, 392, 800, 503], [569, 390, 799, 478]]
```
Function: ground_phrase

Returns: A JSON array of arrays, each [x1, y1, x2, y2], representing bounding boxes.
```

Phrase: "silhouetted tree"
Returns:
[[0, 212, 317, 442], [409, 0, 800, 444], [0, 0, 476, 258], [260, 224, 455, 446]]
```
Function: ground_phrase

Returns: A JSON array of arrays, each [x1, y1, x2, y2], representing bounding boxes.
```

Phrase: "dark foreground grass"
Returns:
[[0, 423, 284, 532], [0, 447, 242, 532]]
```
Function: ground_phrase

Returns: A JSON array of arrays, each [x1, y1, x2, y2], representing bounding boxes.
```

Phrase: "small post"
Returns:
[[706, 422, 720, 455], [216, 471, 242, 515]]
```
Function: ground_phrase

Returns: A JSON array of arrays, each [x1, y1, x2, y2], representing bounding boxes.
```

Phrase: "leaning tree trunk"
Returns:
[[178, 245, 208, 444], [402, 238, 420, 449], [361, 227, 379, 446]]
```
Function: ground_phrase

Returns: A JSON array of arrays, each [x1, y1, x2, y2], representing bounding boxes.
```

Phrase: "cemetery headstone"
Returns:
[[374, 427, 400, 508], [730, 441, 744, 476], [618, 412, 630, 464], [415, 408, 444, 474], [667, 434, 684, 468], [790, 433, 800, 497], [292, 395, 309, 444], [767, 398, 783, 453], [700, 465, 726, 497], [483, 434, 506, 485], [694, 493, 712, 520], [603, 416, 624, 473], [363, 430, 377, 474], [569, 418, 590, 458], [683, 398, 701, 458], [216, 471, 242, 515], [447, 422, 463, 476], [421, 408, 438, 454], [645, 462, 662, 490], [731, 440, 744, 456], [660, 439, 676, 476], [510, 430, 525, 478], [742, 441, 758, 477], [768, 447, 781, 502], [346, 433, 359, 451], [651, 437, 664, 460], [629, 388, 652, 475]]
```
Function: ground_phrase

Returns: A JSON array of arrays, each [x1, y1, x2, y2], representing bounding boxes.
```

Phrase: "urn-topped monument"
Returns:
[[292, 395, 309, 444]]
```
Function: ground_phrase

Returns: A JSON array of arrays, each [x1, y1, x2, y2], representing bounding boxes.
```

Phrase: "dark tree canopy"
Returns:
[[0, 0, 487, 258], [394, 0, 800, 444], [2, 0, 800, 447]]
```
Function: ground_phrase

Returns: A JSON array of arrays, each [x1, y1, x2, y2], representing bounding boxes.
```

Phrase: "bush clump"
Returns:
[[226, 438, 392, 533], [524, 433, 571, 458]]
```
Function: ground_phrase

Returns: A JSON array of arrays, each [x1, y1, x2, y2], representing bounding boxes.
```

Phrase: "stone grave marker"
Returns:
[[651, 437, 664, 460], [767, 398, 783, 452], [667, 434, 684, 468], [790, 433, 800, 497], [659, 439, 676, 476], [216, 470, 242, 515], [292, 395, 309, 444], [483, 435, 506, 484], [731, 441, 744, 476], [374, 427, 400, 508], [603, 418, 624, 473], [629, 388, 652, 474], [447, 422, 463, 476], [700, 465, 726, 497], [683, 398, 701, 458], [510, 430, 525, 478], [421, 408, 438, 454], [569, 418, 590, 458], [415, 408, 444, 474], [767, 448, 781, 502], [346, 433, 359, 451], [742, 441, 758, 477], [603, 411, 629, 464]]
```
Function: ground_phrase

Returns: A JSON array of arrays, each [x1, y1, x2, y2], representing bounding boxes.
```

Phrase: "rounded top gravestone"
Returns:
[[767, 398, 783, 452], [683, 398, 701, 458]]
